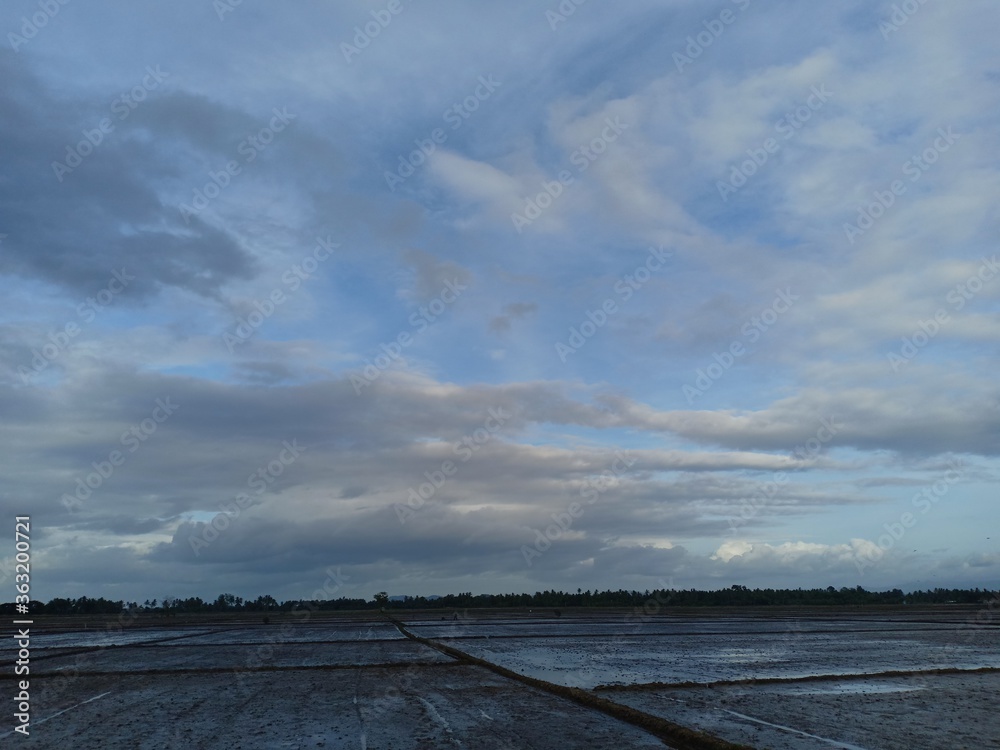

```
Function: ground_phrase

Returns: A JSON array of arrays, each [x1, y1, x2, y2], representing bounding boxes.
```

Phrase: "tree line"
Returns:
[[2, 585, 995, 615]]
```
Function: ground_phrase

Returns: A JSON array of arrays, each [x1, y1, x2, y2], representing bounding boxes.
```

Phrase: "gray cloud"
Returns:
[[0, 52, 258, 301], [490, 301, 538, 333], [4, 1, 998, 602]]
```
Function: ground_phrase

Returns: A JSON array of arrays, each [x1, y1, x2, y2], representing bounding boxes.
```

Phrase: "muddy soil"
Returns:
[[431, 620, 999, 689], [2, 665, 670, 749], [3, 610, 996, 749], [604, 671, 1000, 750], [32, 639, 451, 674]]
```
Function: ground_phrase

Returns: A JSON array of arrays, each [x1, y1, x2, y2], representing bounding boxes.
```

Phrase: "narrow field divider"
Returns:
[[385, 614, 756, 750], [595, 665, 1000, 692]]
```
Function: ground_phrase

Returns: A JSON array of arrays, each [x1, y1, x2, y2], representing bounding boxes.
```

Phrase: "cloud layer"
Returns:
[[1, 0, 998, 601]]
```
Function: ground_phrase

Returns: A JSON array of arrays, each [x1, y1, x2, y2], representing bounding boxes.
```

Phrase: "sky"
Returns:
[[1, 0, 998, 604]]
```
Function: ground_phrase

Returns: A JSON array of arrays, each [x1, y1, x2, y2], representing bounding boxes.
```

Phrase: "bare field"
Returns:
[[606, 671, 1000, 750], [407, 615, 999, 688], [2, 608, 997, 749]]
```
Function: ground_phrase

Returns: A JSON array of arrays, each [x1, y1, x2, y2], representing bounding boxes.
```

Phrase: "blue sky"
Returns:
[[1, 0, 998, 602]]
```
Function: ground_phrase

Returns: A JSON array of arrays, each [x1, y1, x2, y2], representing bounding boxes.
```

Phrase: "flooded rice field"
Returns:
[[2, 607, 996, 749]]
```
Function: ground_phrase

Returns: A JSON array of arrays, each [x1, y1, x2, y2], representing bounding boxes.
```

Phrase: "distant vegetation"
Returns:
[[3, 585, 996, 616]]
